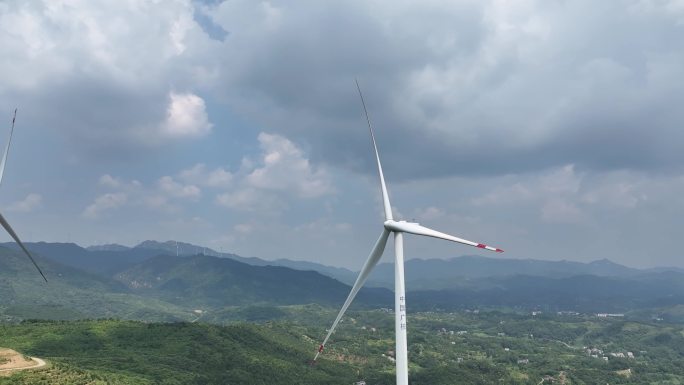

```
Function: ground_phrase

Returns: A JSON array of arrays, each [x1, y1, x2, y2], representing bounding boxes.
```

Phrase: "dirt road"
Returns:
[[0, 348, 46, 375]]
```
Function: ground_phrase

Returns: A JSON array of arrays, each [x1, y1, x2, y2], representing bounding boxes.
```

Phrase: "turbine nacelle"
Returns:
[[383, 219, 415, 232]]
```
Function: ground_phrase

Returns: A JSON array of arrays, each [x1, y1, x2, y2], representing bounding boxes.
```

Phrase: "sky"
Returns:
[[1, 0, 684, 269]]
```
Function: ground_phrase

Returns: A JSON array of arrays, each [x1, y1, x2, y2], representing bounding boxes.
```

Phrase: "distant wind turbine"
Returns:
[[0, 109, 47, 282], [314, 81, 503, 384]]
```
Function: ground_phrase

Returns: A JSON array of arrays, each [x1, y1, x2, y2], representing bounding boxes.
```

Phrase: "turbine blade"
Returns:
[[0, 212, 47, 282], [356, 80, 393, 221], [315, 228, 390, 360], [0, 109, 17, 187], [390, 221, 503, 253]]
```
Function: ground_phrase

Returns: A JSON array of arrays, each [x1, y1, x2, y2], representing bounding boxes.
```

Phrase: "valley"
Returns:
[[1, 242, 684, 384], [1, 310, 683, 384]]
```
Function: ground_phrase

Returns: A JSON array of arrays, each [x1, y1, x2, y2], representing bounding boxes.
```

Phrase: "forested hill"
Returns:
[[0, 319, 371, 385], [115, 254, 390, 308], [0, 246, 390, 322]]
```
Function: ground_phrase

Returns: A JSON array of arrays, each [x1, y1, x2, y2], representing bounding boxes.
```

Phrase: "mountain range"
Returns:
[[0, 242, 388, 322], [1, 240, 684, 322]]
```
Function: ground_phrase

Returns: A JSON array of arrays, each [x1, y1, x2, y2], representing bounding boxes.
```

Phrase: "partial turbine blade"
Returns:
[[0, 110, 47, 282], [388, 221, 503, 253], [0, 212, 47, 282], [314, 229, 390, 360], [356, 80, 393, 221], [0, 109, 17, 187]]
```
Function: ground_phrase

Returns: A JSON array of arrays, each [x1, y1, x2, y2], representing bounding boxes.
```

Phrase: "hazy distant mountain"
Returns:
[[411, 272, 684, 313], [1, 242, 163, 276], [135, 240, 212, 256], [364, 255, 646, 289], [0, 244, 386, 320], [17, 240, 681, 292], [130, 240, 358, 282], [4, 240, 355, 284], [115, 254, 390, 308], [265, 259, 358, 284], [86, 243, 130, 252], [3, 240, 684, 321]]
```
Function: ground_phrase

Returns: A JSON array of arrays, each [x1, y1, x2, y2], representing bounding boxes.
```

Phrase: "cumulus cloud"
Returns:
[[7, 1, 684, 267], [6, 193, 42, 213], [157, 176, 201, 200], [82, 192, 127, 219], [0, 0, 215, 155], [215, 188, 282, 212], [190, 0, 684, 180], [179, 163, 233, 188], [83, 173, 203, 218], [212, 132, 334, 212], [99, 174, 122, 188], [83, 131, 331, 216], [471, 164, 650, 225], [245, 133, 333, 198], [6, 0, 684, 174], [159, 92, 213, 138]]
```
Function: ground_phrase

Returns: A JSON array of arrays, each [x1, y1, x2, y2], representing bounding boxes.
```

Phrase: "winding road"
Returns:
[[0, 355, 46, 373]]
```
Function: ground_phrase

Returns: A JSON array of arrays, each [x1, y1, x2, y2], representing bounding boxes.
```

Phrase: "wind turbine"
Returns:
[[314, 81, 502, 384], [0, 109, 47, 282]]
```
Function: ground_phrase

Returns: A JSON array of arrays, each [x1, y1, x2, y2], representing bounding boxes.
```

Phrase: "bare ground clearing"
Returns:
[[0, 348, 46, 376]]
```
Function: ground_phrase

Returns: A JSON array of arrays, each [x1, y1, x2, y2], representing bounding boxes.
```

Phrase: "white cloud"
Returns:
[[82, 192, 127, 219], [0, 1, 216, 154], [6, 193, 42, 213], [141, 195, 174, 212], [157, 176, 201, 200], [159, 92, 213, 138], [82, 131, 331, 218], [179, 163, 233, 188], [4, 0, 684, 170], [84, 173, 201, 218], [471, 165, 651, 226], [8, 0, 684, 268], [98, 174, 121, 188], [210, 132, 334, 213], [245, 133, 333, 198], [414, 206, 445, 221], [215, 188, 282, 212]]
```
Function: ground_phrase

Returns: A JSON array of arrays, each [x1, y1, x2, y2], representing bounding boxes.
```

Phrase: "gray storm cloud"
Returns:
[[4, 0, 683, 177], [201, 0, 684, 178], [2, 0, 684, 268]]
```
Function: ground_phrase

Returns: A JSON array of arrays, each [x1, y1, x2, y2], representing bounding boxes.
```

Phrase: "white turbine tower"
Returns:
[[314, 82, 503, 384], [0, 109, 47, 282]]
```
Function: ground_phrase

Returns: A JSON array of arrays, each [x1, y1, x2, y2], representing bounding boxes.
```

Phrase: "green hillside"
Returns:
[[0, 247, 193, 322], [0, 247, 389, 323], [2, 311, 684, 384], [0, 319, 365, 385], [114, 254, 390, 308]]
